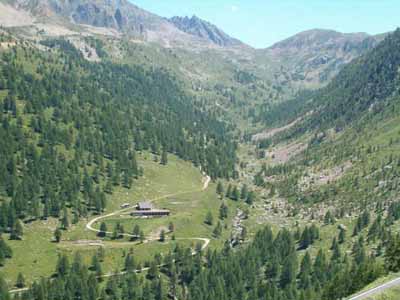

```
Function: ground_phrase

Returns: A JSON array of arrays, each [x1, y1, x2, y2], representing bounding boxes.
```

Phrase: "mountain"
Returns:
[[1, 0, 215, 47], [303, 29, 400, 130], [169, 15, 244, 47], [262, 29, 400, 134], [0, 0, 390, 134], [259, 29, 400, 206], [261, 29, 383, 87], [2, 0, 249, 49]]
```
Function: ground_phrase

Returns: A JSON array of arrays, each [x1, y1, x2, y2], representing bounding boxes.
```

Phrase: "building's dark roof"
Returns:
[[138, 202, 152, 210], [131, 209, 170, 216]]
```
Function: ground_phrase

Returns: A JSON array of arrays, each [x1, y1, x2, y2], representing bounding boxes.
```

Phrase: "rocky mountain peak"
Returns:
[[169, 15, 243, 47]]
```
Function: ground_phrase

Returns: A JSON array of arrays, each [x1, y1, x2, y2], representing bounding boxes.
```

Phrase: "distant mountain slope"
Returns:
[[306, 28, 400, 130], [169, 15, 244, 47], [0, 0, 388, 124], [269, 29, 372, 51], [261, 29, 383, 87], [266, 29, 400, 136], [253, 30, 400, 224]]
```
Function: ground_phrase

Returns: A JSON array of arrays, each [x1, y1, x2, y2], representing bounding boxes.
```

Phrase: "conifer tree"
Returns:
[[15, 273, 25, 288], [161, 149, 168, 165], [205, 211, 213, 225], [54, 228, 62, 243], [159, 230, 166, 242], [216, 181, 224, 198], [168, 222, 175, 233], [99, 222, 107, 237], [240, 184, 248, 200], [132, 224, 140, 239], [61, 207, 69, 230], [338, 227, 346, 244], [139, 230, 145, 243]]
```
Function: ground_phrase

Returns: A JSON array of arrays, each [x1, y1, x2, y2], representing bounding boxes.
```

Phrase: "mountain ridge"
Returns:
[[169, 15, 245, 47], [0, 0, 387, 100]]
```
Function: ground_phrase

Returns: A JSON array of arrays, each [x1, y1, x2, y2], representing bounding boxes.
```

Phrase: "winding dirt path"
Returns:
[[10, 176, 211, 295], [86, 175, 210, 238]]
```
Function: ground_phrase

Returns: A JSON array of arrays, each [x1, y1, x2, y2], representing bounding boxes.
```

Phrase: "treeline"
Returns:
[[216, 182, 256, 205], [2, 223, 390, 300], [0, 39, 236, 232]]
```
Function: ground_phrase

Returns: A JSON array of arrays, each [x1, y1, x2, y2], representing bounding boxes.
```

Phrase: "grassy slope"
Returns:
[[0, 153, 237, 286], [347, 272, 400, 299], [370, 286, 400, 300]]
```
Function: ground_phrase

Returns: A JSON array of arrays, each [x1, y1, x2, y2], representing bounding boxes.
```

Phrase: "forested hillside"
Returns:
[[0, 36, 236, 236], [3, 220, 400, 300], [251, 29, 400, 214], [271, 29, 400, 135]]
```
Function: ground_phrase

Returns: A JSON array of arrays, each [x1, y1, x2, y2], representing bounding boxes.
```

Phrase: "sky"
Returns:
[[132, 0, 399, 48]]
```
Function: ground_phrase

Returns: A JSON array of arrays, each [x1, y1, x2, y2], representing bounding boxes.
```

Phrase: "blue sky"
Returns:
[[132, 0, 399, 48]]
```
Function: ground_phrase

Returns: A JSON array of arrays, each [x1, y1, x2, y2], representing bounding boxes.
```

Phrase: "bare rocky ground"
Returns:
[[252, 116, 302, 142], [230, 209, 246, 246], [68, 37, 100, 62], [0, 3, 34, 27], [299, 161, 352, 190], [268, 141, 308, 164]]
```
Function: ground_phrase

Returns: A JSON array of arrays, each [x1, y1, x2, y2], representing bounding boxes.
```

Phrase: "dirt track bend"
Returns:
[[10, 176, 211, 294], [86, 175, 210, 237]]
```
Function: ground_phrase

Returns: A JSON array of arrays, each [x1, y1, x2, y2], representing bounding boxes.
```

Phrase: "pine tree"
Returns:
[[265, 255, 280, 281], [216, 181, 224, 198], [331, 237, 341, 261], [299, 227, 311, 250], [205, 211, 213, 225], [56, 254, 69, 277], [139, 230, 145, 243], [213, 222, 222, 238], [112, 224, 120, 240], [132, 224, 140, 239], [104, 179, 113, 194], [15, 273, 25, 288], [161, 149, 168, 165], [61, 207, 69, 230], [97, 247, 105, 262], [91, 254, 102, 277], [219, 203, 228, 220], [10, 220, 23, 240], [124, 254, 136, 272], [54, 228, 62, 243], [99, 222, 107, 237], [0, 238, 12, 259], [147, 261, 159, 280], [299, 252, 312, 289], [280, 253, 298, 288], [168, 222, 175, 233], [324, 211, 335, 225], [225, 184, 232, 198], [159, 230, 166, 242], [246, 191, 255, 205], [231, 186, 240, 201], [338, 227, 346, 244], [240, 184, 248, 200]]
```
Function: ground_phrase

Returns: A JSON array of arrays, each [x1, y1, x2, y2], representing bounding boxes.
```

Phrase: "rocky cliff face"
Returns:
[[9, 0, 199, 45], [6, 0, 247, 48], [169, 15, 243, 47]]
